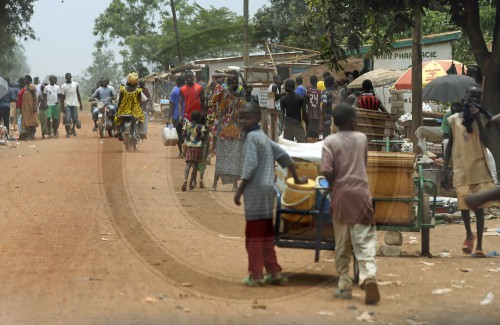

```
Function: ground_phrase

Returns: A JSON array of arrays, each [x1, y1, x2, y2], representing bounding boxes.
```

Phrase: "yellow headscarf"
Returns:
[[127, 72, 139, 86]]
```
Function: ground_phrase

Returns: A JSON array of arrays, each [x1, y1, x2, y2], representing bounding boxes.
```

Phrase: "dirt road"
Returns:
[[0, 114, 499, 324]]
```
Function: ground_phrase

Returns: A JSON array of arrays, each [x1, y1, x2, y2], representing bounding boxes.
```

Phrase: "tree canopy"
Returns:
[[252, 0, 321, 50], [0, 0, 36, 79], [80, 48, 123, 96], [93, 0, 244, 75]]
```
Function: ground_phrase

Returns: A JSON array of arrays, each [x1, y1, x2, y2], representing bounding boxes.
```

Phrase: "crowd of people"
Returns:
[[162, 69, 385, 303], [4, 67, 499, 306], [164, 68, 500, 306], [0, 73, 83, 140], [0, 72, 153, 142]]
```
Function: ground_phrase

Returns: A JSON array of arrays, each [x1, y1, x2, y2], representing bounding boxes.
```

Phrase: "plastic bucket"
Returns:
[[281, 178, 316, 224]]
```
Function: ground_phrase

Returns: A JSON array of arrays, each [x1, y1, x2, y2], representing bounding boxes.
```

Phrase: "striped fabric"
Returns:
[[357, 94, 380, 111]]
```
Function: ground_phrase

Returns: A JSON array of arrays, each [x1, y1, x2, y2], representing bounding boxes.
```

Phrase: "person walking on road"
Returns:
[[60, 73, 83, 138], [305, 75, 322, 140], [441, 85, 495, 257], [235, 102, 307, 286], [169, 75, 186, 157], [179, 70, 204, 121], [321, 103, 380, 305], [38, 83, 49, 139], [280, 79, 307, 142], [465, 114, 500, 209], [210, 73, 245, 191], [0, 77, 15, 135], [181, 111, 206, 192], [21, 75, 38, 141], [44, 76, 62, 139]]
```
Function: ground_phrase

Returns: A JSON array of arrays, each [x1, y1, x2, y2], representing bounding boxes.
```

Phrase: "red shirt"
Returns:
[[357, 93, 380, 111], [180, 83, 203, 120], [17, 87, 26, 108]]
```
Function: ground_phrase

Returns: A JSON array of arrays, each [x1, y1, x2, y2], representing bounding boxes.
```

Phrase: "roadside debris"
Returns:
[[317, 311, 335, 316], [480, 292, 494, 305], [356, 311, 375, 322], [432, 288, 452, 295]]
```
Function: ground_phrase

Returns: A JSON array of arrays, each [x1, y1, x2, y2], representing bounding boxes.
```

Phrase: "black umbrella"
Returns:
[[422, 74, 477, 102]]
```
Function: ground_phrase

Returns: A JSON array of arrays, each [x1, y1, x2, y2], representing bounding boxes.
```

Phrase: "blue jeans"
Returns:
[[92, 105, 116, 121], [64, 106, 79, 127]]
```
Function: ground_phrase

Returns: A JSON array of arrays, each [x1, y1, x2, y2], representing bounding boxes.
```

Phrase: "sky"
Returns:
[[22, 0, 267, 81]]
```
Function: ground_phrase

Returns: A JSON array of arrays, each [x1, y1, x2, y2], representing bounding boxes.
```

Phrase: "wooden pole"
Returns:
[[170, 0, 183, 65], [411, 7, 430, 256], [411, 8, 423, 154], [243, 0, 250, 70]]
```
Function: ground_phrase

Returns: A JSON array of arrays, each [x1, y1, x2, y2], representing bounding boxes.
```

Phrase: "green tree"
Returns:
[[1, 44, 30, 81], [93, 0, 166, 75], [398, 6, 496, 65], [163, 3, 244, 60], [80, 48, 123, 96], [253, 0, 321, 50], [94, 0, 245, 73], [0, 0, 36, 78], [307, 0, 500, 165]]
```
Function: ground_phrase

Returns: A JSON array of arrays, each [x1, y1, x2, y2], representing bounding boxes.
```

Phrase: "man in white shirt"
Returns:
[[60, 72, 83, 138], [44, 75, 61, 138], [34, 77, 42, 97]]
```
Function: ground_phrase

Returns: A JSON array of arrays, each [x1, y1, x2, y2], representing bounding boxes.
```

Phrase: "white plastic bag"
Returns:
[[161, 124, 179, 146]]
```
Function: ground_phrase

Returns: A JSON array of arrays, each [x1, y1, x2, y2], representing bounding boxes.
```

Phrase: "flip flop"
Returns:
[[462, 233, 476, 254], [471, 250, 487, 258]]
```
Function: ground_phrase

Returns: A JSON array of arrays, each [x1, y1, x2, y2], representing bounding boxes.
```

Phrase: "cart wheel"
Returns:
[[353, 256, 360, 284]]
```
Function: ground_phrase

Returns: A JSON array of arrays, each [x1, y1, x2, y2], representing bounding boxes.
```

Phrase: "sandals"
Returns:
[[242, 275, 265, 287], [471, 249, 487, 258], [181, 182, 187, 192], [364, 279, 380, 305], [264, 273, 288, 285], [334, 289, 353, 300], [462, 233, 476, 254]]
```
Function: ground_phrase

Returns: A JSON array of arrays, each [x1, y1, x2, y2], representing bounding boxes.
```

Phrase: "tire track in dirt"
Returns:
[[101, 139, 336, 302]]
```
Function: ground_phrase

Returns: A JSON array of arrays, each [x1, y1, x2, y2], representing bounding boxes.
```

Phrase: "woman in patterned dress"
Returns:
[[209, 74, 245, 191]]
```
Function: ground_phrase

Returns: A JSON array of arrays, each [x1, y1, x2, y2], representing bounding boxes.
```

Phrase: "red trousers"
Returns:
[[245, 219, 282, 278]]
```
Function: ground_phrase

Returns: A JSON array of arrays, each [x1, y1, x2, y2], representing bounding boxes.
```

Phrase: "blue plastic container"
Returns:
[[315, 177, 332, 223]]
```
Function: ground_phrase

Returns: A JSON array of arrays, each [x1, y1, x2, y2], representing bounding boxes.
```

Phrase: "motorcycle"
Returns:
[[120, 115, 141, 151], [94, 98, 115, 138]]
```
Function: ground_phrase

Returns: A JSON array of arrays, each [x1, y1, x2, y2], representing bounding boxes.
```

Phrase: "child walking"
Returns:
[[182, 111, 206, 192], [442, 85, 495, 256], [320, 103, 380, 305], [234, 102, 307, 286], [465, 113, 500, 209], [197, 115, 210, 189]]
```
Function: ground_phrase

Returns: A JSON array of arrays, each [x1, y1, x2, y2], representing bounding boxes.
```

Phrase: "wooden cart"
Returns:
[[274, 152, 438, 267]]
